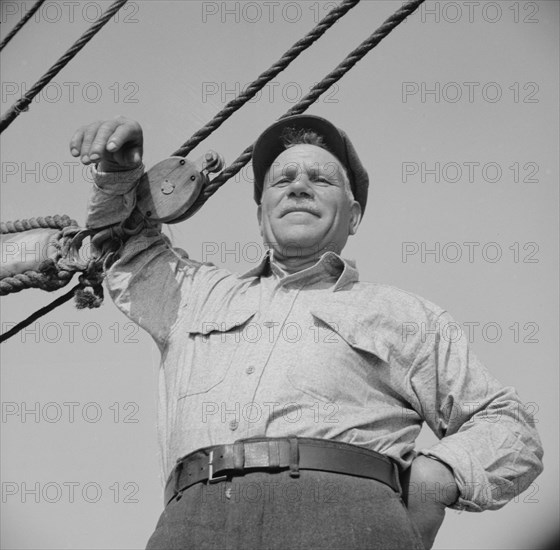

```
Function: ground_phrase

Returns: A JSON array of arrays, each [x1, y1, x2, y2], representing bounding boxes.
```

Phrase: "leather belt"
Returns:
[[164, 437, 401, 506]]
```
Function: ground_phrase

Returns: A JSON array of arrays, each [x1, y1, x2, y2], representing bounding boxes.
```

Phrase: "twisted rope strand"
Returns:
[[0, 0, 128, 133], [189, 0, 425, 212], [171, 0, 360, 158], [0, 0, 46, 52], [0, 214, 77, 234], [0, 267, 73, 296], [0, 215, 85, 297]]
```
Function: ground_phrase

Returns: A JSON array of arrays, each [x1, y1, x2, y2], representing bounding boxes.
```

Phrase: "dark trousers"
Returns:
[[146, 469, 425, 550]]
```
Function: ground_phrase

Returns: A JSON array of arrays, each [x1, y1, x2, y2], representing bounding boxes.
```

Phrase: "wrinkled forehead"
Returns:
[[264, 144, 347, 183]]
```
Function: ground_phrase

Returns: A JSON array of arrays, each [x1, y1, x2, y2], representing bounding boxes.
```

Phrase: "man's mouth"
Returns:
[[281, 205, 319, 217]]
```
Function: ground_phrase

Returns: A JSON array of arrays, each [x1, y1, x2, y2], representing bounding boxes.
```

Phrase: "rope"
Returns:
[[172, 0, 360, 158], [0, 215, 102, 298], [0, 283, 80, 344], [0, 0, 128, 133], [0, 263, 74, 295], [0, 255, 104, 344], [0, 214, 77, 234], [0, 0, 424, 341], [188, 0, 425, 212], [0, 0, 46, 52]]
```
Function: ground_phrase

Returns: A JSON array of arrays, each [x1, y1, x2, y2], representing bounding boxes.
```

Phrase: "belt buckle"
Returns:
[[208, 450, 227, 484]]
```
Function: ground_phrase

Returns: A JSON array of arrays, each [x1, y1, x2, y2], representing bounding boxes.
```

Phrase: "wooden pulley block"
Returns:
[[136, 151, 224, 224]]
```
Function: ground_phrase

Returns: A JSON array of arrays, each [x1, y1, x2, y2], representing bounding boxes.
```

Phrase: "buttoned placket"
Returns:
[[222, 273, 305, 440]]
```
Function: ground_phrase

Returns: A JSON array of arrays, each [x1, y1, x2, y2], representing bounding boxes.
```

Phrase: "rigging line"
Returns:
[[190, 0, 426, 212], [0, 284, 80, 344], [0, 0, 46, 52], [171, 0, 361, 158], [0, 0, 129, 134]]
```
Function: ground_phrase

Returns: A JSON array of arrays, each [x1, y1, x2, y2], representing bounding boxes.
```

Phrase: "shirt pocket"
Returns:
[[310, 308, 390, 362], [180, 310, 257, 397], [286, 309, 389, 405]]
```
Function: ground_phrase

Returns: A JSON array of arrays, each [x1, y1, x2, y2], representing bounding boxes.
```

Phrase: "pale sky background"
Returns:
[[1, 1, 558, 549]]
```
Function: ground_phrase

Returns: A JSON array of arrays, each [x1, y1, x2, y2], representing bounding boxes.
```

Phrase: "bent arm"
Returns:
[[406, 311, 543, 512]]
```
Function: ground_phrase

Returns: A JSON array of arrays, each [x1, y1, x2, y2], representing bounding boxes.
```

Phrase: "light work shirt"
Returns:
[[87, 165, 543, 513]]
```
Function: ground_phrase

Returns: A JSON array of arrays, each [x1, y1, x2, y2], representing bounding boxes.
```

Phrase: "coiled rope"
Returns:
[[0, 215, 102, 295], [0, 0, 128, 133], [0, 0, 46, 52], [0, 215, 104, 343]]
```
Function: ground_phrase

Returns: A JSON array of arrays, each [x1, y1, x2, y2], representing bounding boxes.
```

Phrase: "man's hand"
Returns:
[[402, 455, 460, 550], [70, 116, 143, 173]]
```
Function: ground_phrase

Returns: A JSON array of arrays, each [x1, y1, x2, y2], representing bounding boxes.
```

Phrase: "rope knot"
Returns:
[[75, 263, 105, 309]]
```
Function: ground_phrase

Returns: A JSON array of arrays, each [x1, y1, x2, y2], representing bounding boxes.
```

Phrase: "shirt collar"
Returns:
[[240, 249, 359, 291]]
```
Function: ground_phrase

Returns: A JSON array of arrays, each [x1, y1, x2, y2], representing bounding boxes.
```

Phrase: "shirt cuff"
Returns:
[[93, 163, 145, 194], [418, 446, 484, 512], [86, 164, 145, 229]]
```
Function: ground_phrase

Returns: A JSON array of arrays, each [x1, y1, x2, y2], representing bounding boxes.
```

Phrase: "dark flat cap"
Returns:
[[252, 114, 369, 213]]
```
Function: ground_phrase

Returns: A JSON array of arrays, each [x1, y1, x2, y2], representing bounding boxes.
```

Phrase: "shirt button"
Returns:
[[229, 420, 239, 431], [245, 366, 255, 374]]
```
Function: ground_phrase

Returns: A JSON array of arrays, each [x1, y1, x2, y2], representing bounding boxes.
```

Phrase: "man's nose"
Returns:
[[287, 176, 313, 198]]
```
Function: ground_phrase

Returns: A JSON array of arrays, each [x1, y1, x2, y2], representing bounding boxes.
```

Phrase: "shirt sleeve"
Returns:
[[85, 164, 237, 349], [406, 310, 543, 512], [86, 164, 145, 229]]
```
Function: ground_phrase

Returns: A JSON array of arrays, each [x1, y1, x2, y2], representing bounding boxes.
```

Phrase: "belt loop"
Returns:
[[288, 437, 300, 478], [233, 440, 245, 471], [173, 459, 184, 499], [393, 462, 403, 495], [268, 440, 280, 469]]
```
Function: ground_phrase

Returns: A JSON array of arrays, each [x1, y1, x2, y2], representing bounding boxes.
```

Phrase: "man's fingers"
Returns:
[[88, 120, 124, 161], [106, 120, 143, 168], [78, 121, 105, 164], [106, 119, 143, 152], [69, 126, 88, 157], [70, 117, 143, 169]]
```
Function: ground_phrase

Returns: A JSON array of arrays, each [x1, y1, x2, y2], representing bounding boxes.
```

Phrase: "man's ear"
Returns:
[[348, 201, 362, 236], [257, 204, 263, 237]]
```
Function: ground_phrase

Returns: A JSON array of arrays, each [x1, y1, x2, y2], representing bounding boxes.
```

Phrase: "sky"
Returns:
[[1, 1, 559, 549]]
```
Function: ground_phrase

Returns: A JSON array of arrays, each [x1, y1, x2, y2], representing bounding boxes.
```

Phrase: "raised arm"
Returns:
[[71, 117, 212, 348]]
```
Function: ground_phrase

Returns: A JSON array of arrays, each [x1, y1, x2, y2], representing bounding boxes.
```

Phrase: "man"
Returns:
[[71, 115, 543, 549]]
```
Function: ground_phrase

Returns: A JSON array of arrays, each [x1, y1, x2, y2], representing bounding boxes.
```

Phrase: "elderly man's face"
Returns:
[[257, 144, 361, 258]]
